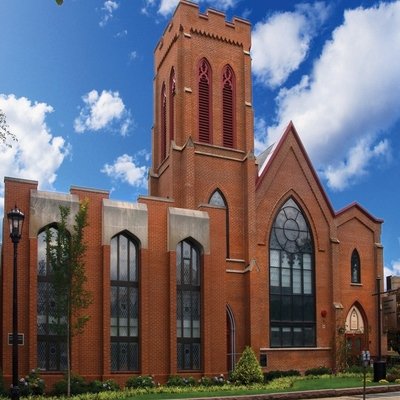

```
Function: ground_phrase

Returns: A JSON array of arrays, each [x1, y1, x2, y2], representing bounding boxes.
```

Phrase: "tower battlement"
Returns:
[[155, 0, 251, 70]]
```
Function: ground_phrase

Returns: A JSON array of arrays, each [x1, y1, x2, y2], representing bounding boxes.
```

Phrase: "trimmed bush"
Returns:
[[52, 373, 88, 395], [305, 366, 332, 376], [125, 375, 155, 389], [199, 374, 227, 386], [166, 375, 196, 387], [230, 346, 264, 385], [264, 369, 301, 382], [88, 379, 120, 392]]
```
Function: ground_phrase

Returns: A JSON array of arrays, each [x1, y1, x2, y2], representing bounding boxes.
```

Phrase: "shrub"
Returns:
[[230, 346, 264, 385], [18, 368, 45, 396], [89, 379, 120, 392], [264, 369, 301, 383], [52, 373, 88, 395], [125, 375, 155, 389], [305, 366, 332, 376], [199, 374, 228, 386], [166, 375, 196, 387]]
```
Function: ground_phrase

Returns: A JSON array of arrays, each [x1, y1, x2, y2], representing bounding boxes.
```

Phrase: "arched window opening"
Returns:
[[169, 68, 176, 142], [226, 305, 236, 372], [351, 249, 361, 284], [176, 239, 201, 370], [222, 65, 235, 148], [269, 198, 315, 347], [209, 189, 230, 258], [110, 233, 139, 371], [161, 82, 167, 161], [37, 227, 67, 371], [198, 58, 211, 143]]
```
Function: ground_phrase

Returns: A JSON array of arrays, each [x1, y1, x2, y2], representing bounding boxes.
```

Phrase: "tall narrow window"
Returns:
[[169, 68, 176, 141], [351, 249, 361, 284], [176, 240, 201, 370], [222, 65, 235, 148], [37, 228, 67, 371], [198, 58, 211, 143], [269, 198, 315, 347], [161, 83, 167, 161], [209, 189, 230, 258], [110, 233, 139, 371]]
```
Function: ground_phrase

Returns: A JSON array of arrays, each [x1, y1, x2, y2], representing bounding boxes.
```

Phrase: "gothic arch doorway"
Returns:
[[226, 305, 236, 372], [345, 303, 368, 365]]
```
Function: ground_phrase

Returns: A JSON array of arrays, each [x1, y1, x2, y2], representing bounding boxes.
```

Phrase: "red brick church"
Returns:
[[1, 0, 385, 387]]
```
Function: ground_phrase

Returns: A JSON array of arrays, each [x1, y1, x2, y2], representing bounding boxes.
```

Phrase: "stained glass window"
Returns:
[[110, 233, 139, 371], [177, 240, 201, 370], [269, 198, 315, 347]]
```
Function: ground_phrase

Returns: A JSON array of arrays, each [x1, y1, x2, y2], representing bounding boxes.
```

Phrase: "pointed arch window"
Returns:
[[169, 68, 176, 142], [198, 58, 212, 143], [222, 65, 235, 148], [161, 82, 167, 161], [351, 249, 361, 284], [176, 239, 201, 370], [209, 189, 230, 258], [37, 227, 67, 371], [269, 198, 315, 347], [110, 233, 139, 371]]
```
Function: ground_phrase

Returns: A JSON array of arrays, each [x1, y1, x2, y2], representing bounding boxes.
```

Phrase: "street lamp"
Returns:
[[373, 276, 386, 382], [7, 206, 25, 400]]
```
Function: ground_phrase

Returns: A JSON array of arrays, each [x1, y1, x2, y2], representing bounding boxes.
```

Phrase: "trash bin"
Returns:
[[373, 360, 386, 382]]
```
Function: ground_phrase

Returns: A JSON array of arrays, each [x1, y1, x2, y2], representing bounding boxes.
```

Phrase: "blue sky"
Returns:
[[1, 0, 399, 280]]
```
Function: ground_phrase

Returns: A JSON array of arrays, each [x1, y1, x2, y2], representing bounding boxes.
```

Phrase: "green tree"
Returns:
[[0, 109, 17, 147], [230, 346, 264, 385], [46, 201, 92, 396], [56, 0, 63, 5]]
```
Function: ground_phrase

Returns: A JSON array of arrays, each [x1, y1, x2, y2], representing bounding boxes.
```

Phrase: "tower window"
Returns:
[[222, 65, 235, 148], [170, 68, 176, 142], [198, 58, 212, 143], [161, 83, 167, 161]]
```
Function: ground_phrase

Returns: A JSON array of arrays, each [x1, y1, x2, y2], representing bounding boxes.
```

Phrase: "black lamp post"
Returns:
[[373, 275, 386, 382], [7, 206, 25, 400]]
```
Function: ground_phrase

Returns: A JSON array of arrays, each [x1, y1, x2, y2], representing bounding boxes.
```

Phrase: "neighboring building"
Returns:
[[1, 0, 385, 387]]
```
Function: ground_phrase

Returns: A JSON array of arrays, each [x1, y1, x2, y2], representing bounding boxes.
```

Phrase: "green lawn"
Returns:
[[123, 375, 382, 400]]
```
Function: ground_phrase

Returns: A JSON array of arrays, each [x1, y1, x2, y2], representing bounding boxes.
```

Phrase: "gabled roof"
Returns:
[[255, 121, 381, 223]]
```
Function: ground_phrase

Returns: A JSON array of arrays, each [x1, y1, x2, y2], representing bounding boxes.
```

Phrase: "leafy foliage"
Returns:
[[52, 373, 88, 395], [18, 368, 45, 396], [88, 379, 120, 393], [46, 201, 92, 396], [198, 374, 228, 386], [0, 109, 17, 148], [230, 346, 264, 385], [304, 366, 332, 376], [167, 375, 196, 387], [125, 375, 156, 389], [56, 0, 63, 5], [264, 369, 301, 382]]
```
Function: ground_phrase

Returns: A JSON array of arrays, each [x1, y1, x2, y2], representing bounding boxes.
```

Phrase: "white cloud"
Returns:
[[129, 51, 138, 61], [251, 2, 330, 88], [101, 154, 148, 188], [265, 1, 400, 191], [74, 89, 132, 136], [0, 93, 69, 223], [100, 1, 119, 27], [385, 259, 400, 280], [254, 116, 268, 155]]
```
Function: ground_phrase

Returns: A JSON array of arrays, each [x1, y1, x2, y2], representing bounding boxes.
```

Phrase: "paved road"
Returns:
[[300, 392, 400, 399]]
